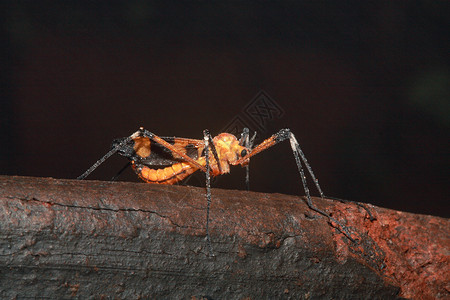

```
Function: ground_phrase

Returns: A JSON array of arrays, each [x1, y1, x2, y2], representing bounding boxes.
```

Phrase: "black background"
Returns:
[[1, 2, 449, 217]]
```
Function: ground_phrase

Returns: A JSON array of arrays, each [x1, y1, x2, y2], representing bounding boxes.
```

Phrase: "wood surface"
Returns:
[[0, 175, 448, 299]]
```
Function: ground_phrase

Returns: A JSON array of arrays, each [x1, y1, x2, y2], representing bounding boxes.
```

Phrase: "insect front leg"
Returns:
[[236, 128, 357, 242], [287, 130, 375, 223], [282, 129, 357, 242]]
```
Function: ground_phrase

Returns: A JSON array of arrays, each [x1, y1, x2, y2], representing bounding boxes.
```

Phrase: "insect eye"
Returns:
[[241, 149, 247, 157]]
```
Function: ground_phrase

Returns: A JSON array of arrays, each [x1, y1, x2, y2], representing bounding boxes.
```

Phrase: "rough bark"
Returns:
[[0, 175, 448, 299]]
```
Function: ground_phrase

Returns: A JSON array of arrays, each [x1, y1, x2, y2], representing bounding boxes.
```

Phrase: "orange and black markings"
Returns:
[[132, 161, 197, 184], [130, 136, 202, 184], [127, 133, 249, 184], [78, 127, 365, 255]]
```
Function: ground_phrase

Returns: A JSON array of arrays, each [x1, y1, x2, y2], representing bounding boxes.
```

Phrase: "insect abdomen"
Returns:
[[132, 162, 197, 184]]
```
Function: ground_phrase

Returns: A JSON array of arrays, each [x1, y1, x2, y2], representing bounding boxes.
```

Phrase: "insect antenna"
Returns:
[[239, 128, 249, 145], [239, 128, 257, 190]]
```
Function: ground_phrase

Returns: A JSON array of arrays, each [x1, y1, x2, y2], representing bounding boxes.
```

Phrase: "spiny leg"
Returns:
[[287, 132, 374, 221], [287, 133, 375, 221], [286, 131, 374, 221], [78, 128, 208, 180], [203, 129, 216, 256], [78, 130, 142, 180], [236, 129, 357, 242], [286, 131, 356, 242]]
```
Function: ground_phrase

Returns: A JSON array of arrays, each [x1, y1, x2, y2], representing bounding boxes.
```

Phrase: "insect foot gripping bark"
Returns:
[[78, 127, 365, 255]]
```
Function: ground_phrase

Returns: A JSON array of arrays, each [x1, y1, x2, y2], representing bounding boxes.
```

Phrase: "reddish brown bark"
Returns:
[[0, 175, 448, 299]]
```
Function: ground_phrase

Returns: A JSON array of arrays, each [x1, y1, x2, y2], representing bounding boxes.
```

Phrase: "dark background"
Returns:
[[1, 2, 449, 217]]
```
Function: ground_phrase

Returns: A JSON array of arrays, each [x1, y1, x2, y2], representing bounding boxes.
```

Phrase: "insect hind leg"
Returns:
[[110, 162, 132, 181], [78, 130, 142, 180]]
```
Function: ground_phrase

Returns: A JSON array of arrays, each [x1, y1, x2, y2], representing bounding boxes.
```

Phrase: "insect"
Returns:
[[78, 127, 361, 255]]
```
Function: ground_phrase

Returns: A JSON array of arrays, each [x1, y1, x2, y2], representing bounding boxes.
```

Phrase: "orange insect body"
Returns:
[[132, 161, 196, 184], [78, 127, 361, 255], [131, 133, 249, 184]]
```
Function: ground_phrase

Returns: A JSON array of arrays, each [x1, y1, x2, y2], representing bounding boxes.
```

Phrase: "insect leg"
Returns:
[[203, 129, 215, 256], [78, 130, 142, 180], [79, 127, 208, 180], [327, 196, 376, 221], [236, 129, 357, 242], [286, 129, 374, 220], [110, 162, 132, 181], [138, 128, 207, 172], [286, 131, 356, 242]]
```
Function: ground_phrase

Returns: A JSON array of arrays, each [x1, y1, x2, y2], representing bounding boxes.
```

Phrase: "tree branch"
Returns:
[[0, 176, 448, 299]]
